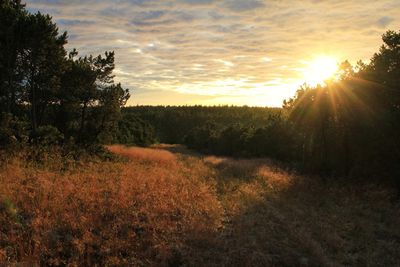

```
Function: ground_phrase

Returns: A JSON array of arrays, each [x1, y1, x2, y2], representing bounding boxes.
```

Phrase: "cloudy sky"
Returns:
[[27, 0, 399, 106]]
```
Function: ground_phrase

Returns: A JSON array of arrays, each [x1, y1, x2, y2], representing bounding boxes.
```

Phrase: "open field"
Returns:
[[1, 145, 400, 266]]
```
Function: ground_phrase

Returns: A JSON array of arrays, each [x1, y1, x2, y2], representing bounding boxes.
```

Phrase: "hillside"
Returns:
[[1, 145, 399, 266]]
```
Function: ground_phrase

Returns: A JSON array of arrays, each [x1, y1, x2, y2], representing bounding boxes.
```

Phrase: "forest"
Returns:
[[1, 0, 400, 265]]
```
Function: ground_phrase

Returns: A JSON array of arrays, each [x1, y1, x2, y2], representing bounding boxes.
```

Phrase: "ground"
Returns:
[[1, 144, 400, 266]]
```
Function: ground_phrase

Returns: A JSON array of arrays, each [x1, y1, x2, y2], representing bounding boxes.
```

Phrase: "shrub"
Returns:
[[34, 125, 64, 146], [0, 113, 29, 148]]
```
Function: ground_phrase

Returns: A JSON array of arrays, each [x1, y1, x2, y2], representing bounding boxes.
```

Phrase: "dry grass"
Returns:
[[0, 147, 222, 266], [199, 156, 400, 266], [1, 145, 400, 266], [107, 144, 176, 165]]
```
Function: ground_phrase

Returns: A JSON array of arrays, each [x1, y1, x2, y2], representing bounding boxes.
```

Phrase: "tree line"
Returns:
[[122, 30, 400, 189], [122, 105, 282, 144], [0, 0, 129, 149]]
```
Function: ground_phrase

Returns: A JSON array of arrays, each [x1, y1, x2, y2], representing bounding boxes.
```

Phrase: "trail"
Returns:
[[110, 144, 400, 267], [154, 144, 400, 267]]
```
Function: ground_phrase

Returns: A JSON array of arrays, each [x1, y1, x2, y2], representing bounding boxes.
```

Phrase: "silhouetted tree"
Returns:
[[0, 2, 130, 148]]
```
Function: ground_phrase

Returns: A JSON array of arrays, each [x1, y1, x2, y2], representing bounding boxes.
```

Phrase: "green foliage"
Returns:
[[184, 121, 220, 152], [123, 106, 293, 159], [0, 2, 130, 150], [34, 125, 64, 146], [215, 125, 251, 156], [246, 115, 293, 160], [0, 197, 18, 221], [123, 105, 283, 143], [114, 113, 156, 146], [0, 112, 28, 148]]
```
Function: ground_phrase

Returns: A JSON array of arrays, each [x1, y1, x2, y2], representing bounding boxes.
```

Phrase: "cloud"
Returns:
[[26, 0, 400, 106], [376, 16, 393, 28], [179, 0, 217, 5], [133, 10, 166, 21], [223, 0, 265, 12], [57, 19, 95, 26]]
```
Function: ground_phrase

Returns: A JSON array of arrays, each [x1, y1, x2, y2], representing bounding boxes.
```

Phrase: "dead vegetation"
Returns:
[[1, 145, 399, 266]]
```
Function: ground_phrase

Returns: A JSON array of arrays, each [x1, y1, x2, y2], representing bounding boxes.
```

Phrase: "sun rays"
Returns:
[[302, 56, 339, 87]]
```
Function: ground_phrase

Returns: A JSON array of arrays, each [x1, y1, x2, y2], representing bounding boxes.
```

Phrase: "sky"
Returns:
[[26, 0, 400, 107]]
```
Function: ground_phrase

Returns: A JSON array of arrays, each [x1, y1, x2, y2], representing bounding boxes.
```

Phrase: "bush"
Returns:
[[0, 113, 29, 149], [184, 122, 220, 152], [34, 125, 64, 146]]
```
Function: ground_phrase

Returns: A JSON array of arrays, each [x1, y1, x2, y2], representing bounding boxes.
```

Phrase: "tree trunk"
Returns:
[[30, 67, 37, 134], [343, 127, 351, 177], [79, 100, 88, 139]]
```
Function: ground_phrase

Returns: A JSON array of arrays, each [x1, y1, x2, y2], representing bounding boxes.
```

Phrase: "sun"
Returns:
[[303, 56, 339, 87]]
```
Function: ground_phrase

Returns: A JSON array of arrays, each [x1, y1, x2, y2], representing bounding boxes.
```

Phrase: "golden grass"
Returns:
[[1, 145, 400, 266], [107, 144, 176, 165], [0, 147, 222, 266]]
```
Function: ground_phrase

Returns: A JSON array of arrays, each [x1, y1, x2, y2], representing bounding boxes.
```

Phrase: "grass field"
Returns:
[[1, 145, 400, 266]]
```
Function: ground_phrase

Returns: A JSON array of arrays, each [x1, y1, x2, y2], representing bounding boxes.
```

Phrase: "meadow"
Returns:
[[1, 145, 399, 266], [2, 2, 400, 266]]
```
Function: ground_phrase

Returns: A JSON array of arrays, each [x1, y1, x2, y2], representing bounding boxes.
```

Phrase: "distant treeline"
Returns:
[[120, 105, 283, 143], [120, 106, 292, 160], [121, 30, 400, 188], [0, 0, 129, 149]]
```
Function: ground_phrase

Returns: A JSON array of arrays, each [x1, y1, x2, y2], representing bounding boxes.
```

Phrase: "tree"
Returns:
[[58, 51, 129, 144], [359, 30, 400, 188], [0, 2, 130, 148], [21, 12, 67, 134], [0, 0, 26, 114]]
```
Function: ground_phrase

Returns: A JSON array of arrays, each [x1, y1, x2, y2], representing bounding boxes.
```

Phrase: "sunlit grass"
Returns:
[[1, 145, 399, 266]]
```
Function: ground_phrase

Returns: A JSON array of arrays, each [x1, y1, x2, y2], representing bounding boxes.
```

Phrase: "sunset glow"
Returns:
[[302, 56, 339, 87], [26, 0, 400, 106]]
